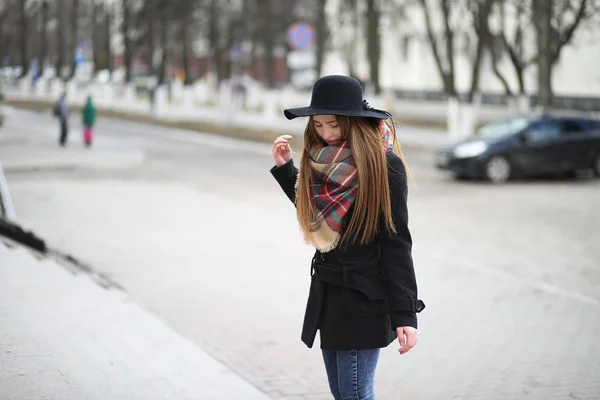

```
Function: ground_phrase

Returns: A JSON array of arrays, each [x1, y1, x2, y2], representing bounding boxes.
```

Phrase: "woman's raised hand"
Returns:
[[272, 135, 294, 167]]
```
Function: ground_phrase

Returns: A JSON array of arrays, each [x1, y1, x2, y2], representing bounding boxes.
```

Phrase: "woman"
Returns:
[[82, 96, 96, 147], [270, 75, 425, 400]]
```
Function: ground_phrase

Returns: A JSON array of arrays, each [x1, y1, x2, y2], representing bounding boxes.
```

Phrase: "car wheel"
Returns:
[[592, 154, 600, 177], [484, 156, 511, 184]]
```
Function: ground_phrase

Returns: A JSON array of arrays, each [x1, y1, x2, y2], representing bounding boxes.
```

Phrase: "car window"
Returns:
[[526, 120, 561, 143], [477, 117, 530, 139]]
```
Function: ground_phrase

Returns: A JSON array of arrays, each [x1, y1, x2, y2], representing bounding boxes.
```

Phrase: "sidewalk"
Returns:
[[0, 237, 272, 400]]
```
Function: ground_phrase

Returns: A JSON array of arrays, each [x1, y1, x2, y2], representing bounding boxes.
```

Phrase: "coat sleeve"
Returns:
[[378, 153, 424, 330], [270, 159, 299, 204]]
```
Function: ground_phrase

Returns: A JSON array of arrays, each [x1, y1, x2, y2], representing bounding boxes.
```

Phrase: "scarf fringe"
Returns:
[[303, 225, 342, 253], [313, 233, 341, 253]]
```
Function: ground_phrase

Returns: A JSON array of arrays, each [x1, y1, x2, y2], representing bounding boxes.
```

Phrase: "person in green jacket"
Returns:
[[82, 96, 96, 147]]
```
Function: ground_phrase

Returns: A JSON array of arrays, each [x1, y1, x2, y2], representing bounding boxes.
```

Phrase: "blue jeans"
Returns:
[[322, 349, 380, 400]]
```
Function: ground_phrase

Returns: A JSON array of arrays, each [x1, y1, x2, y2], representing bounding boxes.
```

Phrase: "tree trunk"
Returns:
[[467, 37, 485, 103], [534, 0, 553, 108], [147, 16, 155, 76], [490, 42, 512, 96], [260, 0, 275, 88], [19, 0, 29, 77], [0, 12, 6, 63], [315, 0, 327, 77], [441, 0, 455, 96], [223, 20, 235, 82], [209, 0, 221, 83], [349, 0, 359, 77], [56, 0, 65, 79], [122, 0, 133, 83], [467, 0, 493, 103], [418, 0, 456, 97], [39, 0, 49, 76], [181, 12, 191, 85], [366, 0, 381, 94], [158, 0, 168, 85], [92, 2, 100, 72], [69, 0, 80, 79], [104, 5, 112, 72]]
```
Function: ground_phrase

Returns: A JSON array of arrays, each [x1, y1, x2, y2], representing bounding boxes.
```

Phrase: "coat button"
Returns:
[[415, 300, 425, 312]]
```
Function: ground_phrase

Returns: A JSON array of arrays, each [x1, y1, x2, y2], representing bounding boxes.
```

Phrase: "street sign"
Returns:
[[74, 42, 85, 65], [287, 22, 316, 50]]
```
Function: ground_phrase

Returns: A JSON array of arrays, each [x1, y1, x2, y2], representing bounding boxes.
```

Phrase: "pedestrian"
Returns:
[[81, 95, 96, 148], [270, 75, 425, 400], [53, 92, 69, 146]]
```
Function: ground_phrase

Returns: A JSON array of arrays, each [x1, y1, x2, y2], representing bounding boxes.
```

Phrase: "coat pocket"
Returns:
[[337, 286, 387, 316]]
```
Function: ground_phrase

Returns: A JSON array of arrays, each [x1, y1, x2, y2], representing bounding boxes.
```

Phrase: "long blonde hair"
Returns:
[[296, 116, 411, 247]]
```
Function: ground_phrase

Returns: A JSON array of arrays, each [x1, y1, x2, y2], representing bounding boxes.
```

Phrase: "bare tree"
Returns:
[[69, 0, 81, 79], [56, 0, 65, 79], [467, 0, 494, 102], [0, 8, 7, 62], [366, 0, 382, 94], [208, 0, 222, 83], [533, 0, 553, 107], [495, 0, 531, 95], [493, 0, 595, 105], [338, 0, 360, 77], [535, 0, 590, 107], [179, 1, 192, 84], [121, 0, 133, 82], [315, 0, 328, 77], [157, 0, 169, 85], [104, 3, 112, 72], [39, 0, 48, 76], [0, 2, 10, 65], [418, 0, 458, 98], [19, 0, 29, 77]]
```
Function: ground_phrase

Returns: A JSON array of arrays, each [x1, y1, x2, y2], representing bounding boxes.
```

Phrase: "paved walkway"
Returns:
[[0, 237, 272, 400]]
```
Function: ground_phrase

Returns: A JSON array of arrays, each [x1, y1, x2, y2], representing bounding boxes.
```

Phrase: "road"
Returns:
[[2, 106, 600, 399]]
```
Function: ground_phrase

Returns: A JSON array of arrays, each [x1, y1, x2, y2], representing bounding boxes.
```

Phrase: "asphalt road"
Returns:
[[2, 107, 600, 400]]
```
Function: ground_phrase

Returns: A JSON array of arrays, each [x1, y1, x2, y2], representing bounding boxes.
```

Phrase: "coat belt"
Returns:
[[311, 260, 384, 301], [311, 258, 426, 313]]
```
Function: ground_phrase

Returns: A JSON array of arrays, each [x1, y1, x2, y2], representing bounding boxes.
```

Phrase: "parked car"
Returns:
[[436, 112, 600, 183]]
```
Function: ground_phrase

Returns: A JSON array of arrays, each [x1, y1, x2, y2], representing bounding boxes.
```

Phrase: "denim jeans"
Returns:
[[322, 348, 380, 400]]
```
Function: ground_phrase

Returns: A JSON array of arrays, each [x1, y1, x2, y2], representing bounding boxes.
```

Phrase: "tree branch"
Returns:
[[418, 0, 453, 96], [551, 0, 587, 64]]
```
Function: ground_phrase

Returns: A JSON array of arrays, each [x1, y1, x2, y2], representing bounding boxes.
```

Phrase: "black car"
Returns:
[[436, 113, 600, 183]]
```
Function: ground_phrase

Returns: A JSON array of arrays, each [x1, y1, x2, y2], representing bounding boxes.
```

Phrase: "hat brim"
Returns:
[[284, 106, 389, 120]]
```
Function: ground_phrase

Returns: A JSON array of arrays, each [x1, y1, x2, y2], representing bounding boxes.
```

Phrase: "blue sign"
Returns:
[[74, 42, 85, 65], [287, 23, 316, 50]]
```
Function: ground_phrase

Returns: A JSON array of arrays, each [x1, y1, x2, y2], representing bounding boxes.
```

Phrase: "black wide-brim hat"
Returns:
[[283, 75, 391, 120]]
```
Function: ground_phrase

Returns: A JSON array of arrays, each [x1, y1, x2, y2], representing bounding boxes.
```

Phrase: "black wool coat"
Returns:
[[270, 152, 425, 350]]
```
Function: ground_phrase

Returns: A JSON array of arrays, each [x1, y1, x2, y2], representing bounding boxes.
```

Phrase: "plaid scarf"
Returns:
[[303, 120, 395, 252]]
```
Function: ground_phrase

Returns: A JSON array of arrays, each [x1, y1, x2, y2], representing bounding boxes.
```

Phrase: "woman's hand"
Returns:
[[272, 135, 293, 167], [396, 326, 417, 355]]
